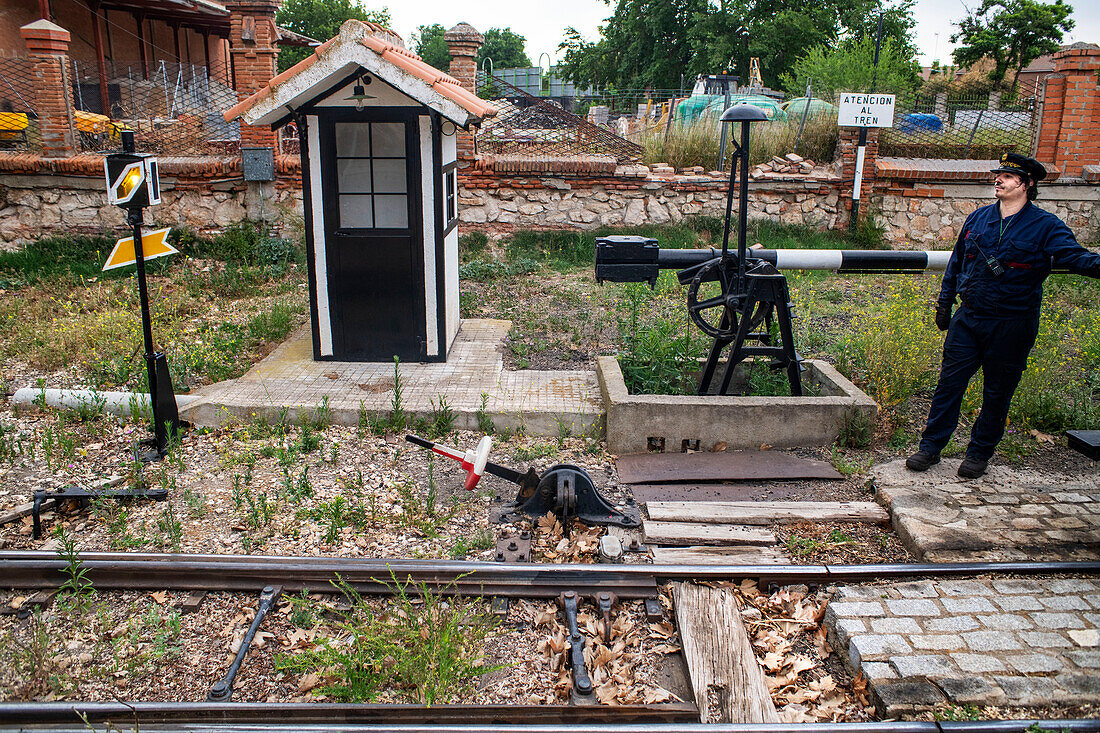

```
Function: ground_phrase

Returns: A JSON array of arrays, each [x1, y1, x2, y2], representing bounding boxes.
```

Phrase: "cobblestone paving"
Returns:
[[825, 577, 1100, 715], [872, 459, 1100, 562]]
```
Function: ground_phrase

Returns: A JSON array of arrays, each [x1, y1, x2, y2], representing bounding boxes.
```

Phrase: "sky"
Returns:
[[383, 0, 1098, 70]]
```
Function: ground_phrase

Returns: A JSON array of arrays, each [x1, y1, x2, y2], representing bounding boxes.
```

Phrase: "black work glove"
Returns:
[[935, 305, 952, 332]]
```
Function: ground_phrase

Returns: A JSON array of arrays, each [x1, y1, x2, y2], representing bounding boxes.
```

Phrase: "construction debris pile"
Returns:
[[751, 153, 816, 179]]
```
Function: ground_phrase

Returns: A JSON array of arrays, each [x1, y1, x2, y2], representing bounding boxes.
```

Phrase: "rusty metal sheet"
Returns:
[[615, 451, 842, 484], [629, 483, 806, 503]]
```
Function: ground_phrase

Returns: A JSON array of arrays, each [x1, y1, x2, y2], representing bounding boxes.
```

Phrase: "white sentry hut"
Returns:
[[225, 20, 495, 362]]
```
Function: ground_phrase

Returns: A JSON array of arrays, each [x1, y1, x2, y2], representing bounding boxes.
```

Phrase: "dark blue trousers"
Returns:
[[918, 307, 1040, 461]]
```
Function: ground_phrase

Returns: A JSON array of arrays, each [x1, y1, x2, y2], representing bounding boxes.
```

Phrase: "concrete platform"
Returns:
[[873, 459, 1100, 562], [180, 320, 601, 437]]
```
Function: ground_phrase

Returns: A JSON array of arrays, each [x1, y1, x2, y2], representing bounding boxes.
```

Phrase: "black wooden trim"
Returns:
[[317, 107, 427, 361], [297, 112, 323, 362], [431, 110, 447, 359]]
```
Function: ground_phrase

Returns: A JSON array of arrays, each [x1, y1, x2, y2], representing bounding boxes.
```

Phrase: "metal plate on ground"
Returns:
[[1067, 430, 1100, 460], [629, 483, 808, 503], [615, 451, 842, 484]]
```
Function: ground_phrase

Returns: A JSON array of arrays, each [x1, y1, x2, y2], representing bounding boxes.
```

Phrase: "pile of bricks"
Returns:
[[751, 152, 815, 178]]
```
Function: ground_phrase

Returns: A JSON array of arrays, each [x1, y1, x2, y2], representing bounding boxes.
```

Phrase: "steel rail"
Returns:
[[1, 552, 1097, 596], [1, 709, 1098, 732]]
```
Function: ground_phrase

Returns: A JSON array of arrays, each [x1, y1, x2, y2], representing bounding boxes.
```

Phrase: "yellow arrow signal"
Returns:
[[102, 228, 177, 271]]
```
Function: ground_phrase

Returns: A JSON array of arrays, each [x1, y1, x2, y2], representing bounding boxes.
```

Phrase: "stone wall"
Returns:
[[0, 156, 302, 247], [457, 172, 843, 231], [876, 181, 1100, 248]]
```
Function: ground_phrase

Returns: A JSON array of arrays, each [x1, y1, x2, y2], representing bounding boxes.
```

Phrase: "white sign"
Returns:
[[837, 93, 896, 128]]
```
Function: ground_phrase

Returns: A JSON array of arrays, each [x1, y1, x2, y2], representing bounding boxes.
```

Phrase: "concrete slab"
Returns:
[[826, 577, 1100, 716], [873, 459, 1100, 562], [179, 320, 601, 437], [597, 356, 877, 454]]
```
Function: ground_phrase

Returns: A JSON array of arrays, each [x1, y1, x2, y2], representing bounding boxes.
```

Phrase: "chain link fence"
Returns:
[[0, 57, 43, 151], [878, 90, 1038, 160], [475, 72, 643, 163], [68, 58, 242, 155]]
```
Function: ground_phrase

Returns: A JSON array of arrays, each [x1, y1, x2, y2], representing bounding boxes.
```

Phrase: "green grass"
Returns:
[[275, 576, 498, 704]]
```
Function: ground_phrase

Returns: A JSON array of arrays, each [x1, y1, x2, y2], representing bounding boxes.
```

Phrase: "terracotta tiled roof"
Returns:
[[224, 20, 495, 126]]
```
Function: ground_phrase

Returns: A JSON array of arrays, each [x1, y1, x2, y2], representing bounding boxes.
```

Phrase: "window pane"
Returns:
[[337, 159, 372, 193], [372, 159, 406, 193], [372, 123, 405, 157], [339, 194, 373, 228], [374, 195, 408, 228], [335, 123, 370, 157]]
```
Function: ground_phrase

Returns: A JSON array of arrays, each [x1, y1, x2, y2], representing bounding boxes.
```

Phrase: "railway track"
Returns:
[[3, 551, 1098, 595], [3, 553, 1098, 729]]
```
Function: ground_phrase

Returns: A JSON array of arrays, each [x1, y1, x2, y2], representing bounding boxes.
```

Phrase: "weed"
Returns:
[[838, 407, 874, 449], [297, 422, 321, 454], [73, 390, 108, 422], [830, 445, 874, 476], [389, 356, 407, 432], [244, 488, 274, 527], [182, 486, 207, 516], [288, 590, 318, 628], [935, 704, 982, 721], [0, 610, 71, 698], [275, 575, 498, 704], [450, 528, 494, 558], [428, 396, 455, 439], [55, 526, 95, 610], [295, 466, 314, 501], [784, 535, 826, 557], [476, 392, 495, 434], [157, 502, 183, 552], [514, 441, 557, 461]]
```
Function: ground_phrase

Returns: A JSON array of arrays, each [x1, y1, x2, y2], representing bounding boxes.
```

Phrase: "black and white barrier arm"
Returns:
[[595, 235, 956, 286]]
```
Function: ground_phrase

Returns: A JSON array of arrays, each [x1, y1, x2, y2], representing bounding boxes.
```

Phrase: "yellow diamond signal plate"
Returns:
[[102, 228, 176, 271]]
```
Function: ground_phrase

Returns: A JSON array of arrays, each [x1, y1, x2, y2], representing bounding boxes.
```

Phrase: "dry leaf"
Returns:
[[296, 673, 322, 693], [324, 372, 339, 380], [760, 443, 772, 451], [710, 441, 727, 452], [1030, 429, 1055, 445], [149, 591, 169, 605]]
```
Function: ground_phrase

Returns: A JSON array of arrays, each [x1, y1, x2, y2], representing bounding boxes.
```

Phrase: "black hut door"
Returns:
[[320, 110, 424, 361]]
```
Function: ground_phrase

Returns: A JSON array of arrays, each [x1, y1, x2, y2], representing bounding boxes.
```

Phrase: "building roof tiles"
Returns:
[[224, 20, 494, 126]]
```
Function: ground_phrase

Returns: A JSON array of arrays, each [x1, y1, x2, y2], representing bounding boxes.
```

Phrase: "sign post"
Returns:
[[104, 131, 181, 460], [838, 92, 895, 227]]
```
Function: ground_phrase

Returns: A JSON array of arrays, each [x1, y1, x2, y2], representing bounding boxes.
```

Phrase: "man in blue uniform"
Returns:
[[906, 153, 1100, 478]]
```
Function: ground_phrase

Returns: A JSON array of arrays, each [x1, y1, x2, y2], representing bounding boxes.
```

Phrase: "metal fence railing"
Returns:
[[0, 56, 43, 152], [476, 72, 643, 163]]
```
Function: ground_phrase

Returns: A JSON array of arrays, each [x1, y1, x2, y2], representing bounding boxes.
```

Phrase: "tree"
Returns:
[[275, 0, 391, 72], [411, 24, 451, 70], [780, 36, 922, 99], [951, 0, 1074, 89], [558, 0, 918, 92], [478, 28, 532, 70]]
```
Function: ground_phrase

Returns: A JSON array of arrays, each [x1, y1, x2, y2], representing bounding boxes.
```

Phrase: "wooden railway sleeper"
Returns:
[[208, 585, 282, 702]]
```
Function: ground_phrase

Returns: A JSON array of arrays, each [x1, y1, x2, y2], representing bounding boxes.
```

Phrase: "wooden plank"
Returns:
[[644, 521, 776, 547], [616, 451, 841, 484], [179, 591, 207, 614], [672, 582, 779, 723], [646, 500, 889, 526], [654, 546, 792, 565]]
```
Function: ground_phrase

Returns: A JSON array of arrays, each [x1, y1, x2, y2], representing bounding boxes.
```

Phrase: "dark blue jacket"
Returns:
[[939, 201, 1100, 318]]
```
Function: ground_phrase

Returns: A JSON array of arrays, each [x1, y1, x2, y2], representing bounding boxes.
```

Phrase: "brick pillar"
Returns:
[[835, 126, 880, 228], [1039, 43, 1100, 178], [225, 0, 279, 149], [1033, 73, 1065, 164], [20, 20, 76, 157], [444, 22, 483, 167]]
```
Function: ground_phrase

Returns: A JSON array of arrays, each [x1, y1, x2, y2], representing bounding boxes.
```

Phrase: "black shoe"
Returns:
[[905, 450, 941, 471], [957, 456, 988, 479]]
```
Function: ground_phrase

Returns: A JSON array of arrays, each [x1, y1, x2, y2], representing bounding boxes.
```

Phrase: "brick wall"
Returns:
[[225, 0, 279, 149], [835, 126, 879, 229], [1034, 44, 1100, 178]]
